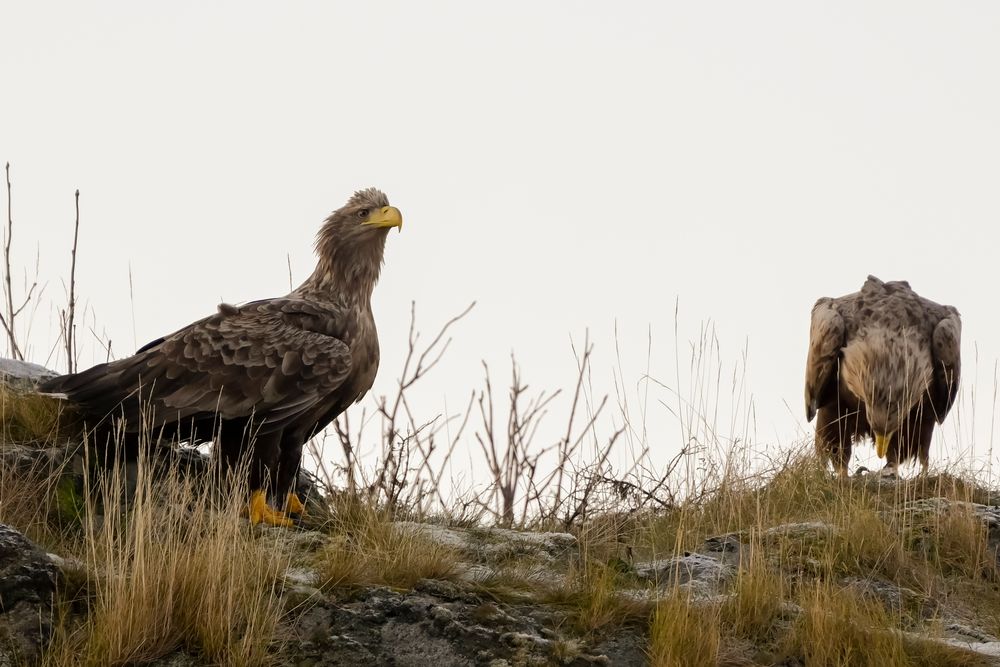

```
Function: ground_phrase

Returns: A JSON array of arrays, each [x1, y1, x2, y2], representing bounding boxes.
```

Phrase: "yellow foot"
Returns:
[[285, 492, 306, 515], [249, 491, 294, 527]]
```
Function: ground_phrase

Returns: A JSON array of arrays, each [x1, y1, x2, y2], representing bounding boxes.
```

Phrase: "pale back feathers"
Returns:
[[804, 276, 962, 431]]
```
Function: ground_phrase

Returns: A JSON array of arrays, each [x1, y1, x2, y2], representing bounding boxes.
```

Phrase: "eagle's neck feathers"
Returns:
[[294, 224, 387, 307]]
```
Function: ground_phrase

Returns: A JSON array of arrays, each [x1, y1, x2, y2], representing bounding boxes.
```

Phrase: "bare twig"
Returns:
[[472, 351, 628, 528], [64, 189, 81, 372], [87, 325, 113, 363], [128, 262, 138, 351], [2, 163, 23, 359], [318, 302, 476, 515]]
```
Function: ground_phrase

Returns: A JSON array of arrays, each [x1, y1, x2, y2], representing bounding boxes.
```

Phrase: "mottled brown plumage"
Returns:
[[804, 276, 961, 477], [40, 188, 401, 523]]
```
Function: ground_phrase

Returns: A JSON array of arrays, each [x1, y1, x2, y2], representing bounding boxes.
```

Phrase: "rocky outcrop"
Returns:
[[0, 360, 57, 392], [0, 524, 58, 665], [284, 579, 613, 666], [5, 357, 1000, 665], [633, 552, 735, 599]]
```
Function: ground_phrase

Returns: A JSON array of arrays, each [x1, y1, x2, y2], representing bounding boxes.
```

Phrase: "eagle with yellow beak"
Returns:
[[40, 188, 401, 525], [804, 276, 961, 477]]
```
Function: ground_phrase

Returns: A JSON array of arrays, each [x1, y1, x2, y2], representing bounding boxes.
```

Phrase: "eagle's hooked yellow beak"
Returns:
[[362, 205, 403, 232], [874, 432, 892, 459]]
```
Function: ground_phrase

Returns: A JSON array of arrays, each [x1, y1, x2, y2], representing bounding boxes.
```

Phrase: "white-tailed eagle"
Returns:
[[40, 188, 401, 525], [804, 276, 961, 477]]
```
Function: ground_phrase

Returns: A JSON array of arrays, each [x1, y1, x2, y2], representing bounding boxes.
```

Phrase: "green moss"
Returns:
[[52, 474, 86, 530]]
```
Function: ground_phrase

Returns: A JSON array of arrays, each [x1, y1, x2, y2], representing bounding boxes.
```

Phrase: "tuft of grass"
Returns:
[[782, 582, 990, 667], [908, 502, 998, 580], [637, 456, 1000, 665], [784, 582, 908, 665], [542, 559, 649, 635], [0, 385, 69, 443], [827, 507, 910, 583], [766, 506, 916, 588], [43, 458, 285, 667], [0, 447, 73, 549], [647, 592, 721, 667], [313, 495, 459, 590], [719, 552, 786, 643], [643, 453, 998, 559]]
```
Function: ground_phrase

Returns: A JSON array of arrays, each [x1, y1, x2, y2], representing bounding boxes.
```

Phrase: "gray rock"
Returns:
[[0, 524, 58, 665], [279, 584, 610, 666], [901, 630, 1000, 664], [634, 552, 735, 597], [763, 521, 838, 540], [0, 359, 57, 391], [395, 522, 579, 565], [946, 623, 1000, 643], [149, 652, 201, 667], [840, 576, 938, 620], [0, 444, 71, 478], [703, 532, 742, 554], [900, 497, 1000, 569]]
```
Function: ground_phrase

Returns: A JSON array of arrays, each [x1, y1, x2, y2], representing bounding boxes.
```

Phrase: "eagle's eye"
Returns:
[[357, 209, 369, 219]]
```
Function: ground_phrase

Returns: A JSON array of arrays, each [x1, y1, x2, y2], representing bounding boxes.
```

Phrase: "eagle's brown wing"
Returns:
[[929, 307, 961, 423], [41, 298, 353, 433], [804, 297, 846, 422]]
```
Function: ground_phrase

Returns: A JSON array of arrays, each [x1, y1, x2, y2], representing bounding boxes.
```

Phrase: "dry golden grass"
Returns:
[[785, 582, 909, 665], [647, 592, 721, 667], [41, 461, 285, 667], [636, 453, 1000, 664], [541, 559, 650, 635], [0, 384, 66, 443], [0, 453, 59, 537], [782, 582, 992, 666], [719, 552, 786, 643], [312, 495, 460, 590], [908, 501, 998, 580], [3, 382, 1000, 665]]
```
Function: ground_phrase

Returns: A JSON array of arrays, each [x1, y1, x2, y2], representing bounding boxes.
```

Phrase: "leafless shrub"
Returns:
[[308, 302, 478, 516], [1, 163, 42, 360], [309, 308, 649, 528], [58, 189, 81, 372], [473, 339, 626, 528]]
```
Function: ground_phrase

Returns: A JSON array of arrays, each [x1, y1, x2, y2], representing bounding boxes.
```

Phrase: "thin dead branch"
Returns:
[[319, 302, 476, 515], [1, 162, 38, 360], [64, 189, 81, 372]]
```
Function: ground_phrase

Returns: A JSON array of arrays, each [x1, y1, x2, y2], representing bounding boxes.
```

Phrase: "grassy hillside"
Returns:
[[2, 384, 999, 666]]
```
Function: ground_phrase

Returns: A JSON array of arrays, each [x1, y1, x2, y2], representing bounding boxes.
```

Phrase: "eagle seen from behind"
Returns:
[[804, 276, 961, 477]]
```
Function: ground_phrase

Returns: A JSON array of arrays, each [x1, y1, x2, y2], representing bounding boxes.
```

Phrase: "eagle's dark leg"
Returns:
[[218, 420, 291, 527], [216, 418, 249, 482], [815, 405, 853, 478], [915, 407, 934, 476], [246, 427, 293, 527], [275, 434, 306, 518], [883, 407, 934, 478]]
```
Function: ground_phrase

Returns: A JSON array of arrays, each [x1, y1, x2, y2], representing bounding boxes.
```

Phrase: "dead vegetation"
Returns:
[[26, 459, 285, 667], [311, 495, 461, 590], [2, 165, 999, 665]]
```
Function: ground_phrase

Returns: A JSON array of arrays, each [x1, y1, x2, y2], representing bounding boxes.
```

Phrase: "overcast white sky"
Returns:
[[3, 2, 1000, 481]]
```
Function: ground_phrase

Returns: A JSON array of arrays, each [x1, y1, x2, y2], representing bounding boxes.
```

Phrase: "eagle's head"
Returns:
[[309, 188, 402, 300], [317, 188, 402, 250], [841, 329, 933, 458]]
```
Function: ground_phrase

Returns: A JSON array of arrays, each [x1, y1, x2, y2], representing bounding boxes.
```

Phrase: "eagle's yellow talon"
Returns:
[[286, 492, 306, 515], [249, 491, 294, 527]]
